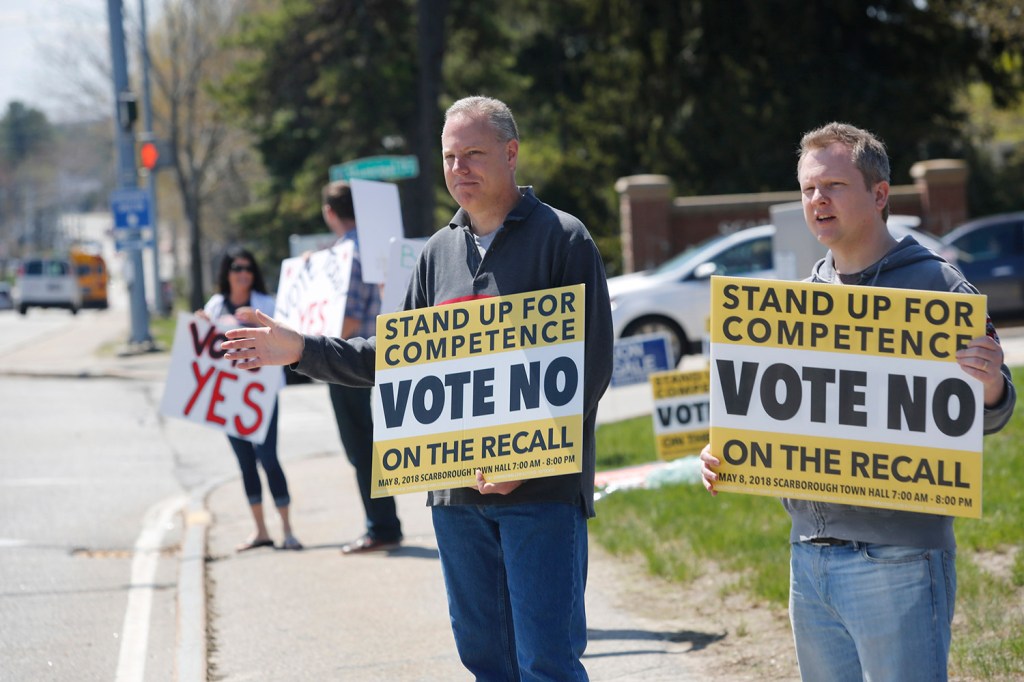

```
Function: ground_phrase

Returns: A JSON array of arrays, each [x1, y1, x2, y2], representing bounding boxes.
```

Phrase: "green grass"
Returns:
[[94, 302, 181, 358], [593, 414, 657, 469], [592, 366, 1024, 679]]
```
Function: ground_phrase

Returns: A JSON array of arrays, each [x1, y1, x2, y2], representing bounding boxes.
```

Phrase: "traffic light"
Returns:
[[136, 138, 173, 173], [139, 141, 160, 171]]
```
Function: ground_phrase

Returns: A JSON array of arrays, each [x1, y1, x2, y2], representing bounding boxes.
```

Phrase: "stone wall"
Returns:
[[616, 159, 966, 273]]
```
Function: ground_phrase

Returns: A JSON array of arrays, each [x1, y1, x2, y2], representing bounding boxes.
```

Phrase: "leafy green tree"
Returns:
[[502, 0, 1016, 250], [0, 102, 53, 167], [0, 102, 58, 256], [220, 0, 1024, 273], [939, 0, 1024, 217], [220, 0, 418, 256]]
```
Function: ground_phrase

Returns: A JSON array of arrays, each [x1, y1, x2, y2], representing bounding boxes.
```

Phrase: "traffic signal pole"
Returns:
[[137, 0, 165, 316], [106, 0, 152, 346]]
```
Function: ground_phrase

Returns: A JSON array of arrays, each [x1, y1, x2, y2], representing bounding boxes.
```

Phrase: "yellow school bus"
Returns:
[[70, 247, 109, 309]]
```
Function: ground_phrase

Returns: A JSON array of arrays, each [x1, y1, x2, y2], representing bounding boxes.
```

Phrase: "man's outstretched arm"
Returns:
[[223, 309, 377, 387]]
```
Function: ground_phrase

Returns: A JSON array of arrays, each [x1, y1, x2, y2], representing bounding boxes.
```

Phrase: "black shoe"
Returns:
[[340, 534, 401, 555]]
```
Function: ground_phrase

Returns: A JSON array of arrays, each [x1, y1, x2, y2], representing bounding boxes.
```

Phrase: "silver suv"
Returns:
[[15, 257, 82, 315]]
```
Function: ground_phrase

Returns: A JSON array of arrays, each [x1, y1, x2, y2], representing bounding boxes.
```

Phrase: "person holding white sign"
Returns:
[[321, 180, 404, 554], [199, 248, 302, 552], [700, 123, 1015, 681], [222, 96, 613, 680]]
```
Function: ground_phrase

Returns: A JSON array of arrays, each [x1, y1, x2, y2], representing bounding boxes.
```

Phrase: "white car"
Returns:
[[14, 257, 82, 315], [608, 218, 952, 364]]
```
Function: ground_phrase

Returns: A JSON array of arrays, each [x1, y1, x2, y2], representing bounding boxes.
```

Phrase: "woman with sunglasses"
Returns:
[[198, 246, 302, 551]]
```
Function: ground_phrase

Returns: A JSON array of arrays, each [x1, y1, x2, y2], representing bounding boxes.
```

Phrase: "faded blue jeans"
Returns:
[[790, 540, 957, 682], [227, 406, 290, 507], [432, 502, 589, 682]]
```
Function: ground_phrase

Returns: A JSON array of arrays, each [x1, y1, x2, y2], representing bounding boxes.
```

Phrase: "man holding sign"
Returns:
[[223, 96, 613, 680], [700, 123, 1016, 681]]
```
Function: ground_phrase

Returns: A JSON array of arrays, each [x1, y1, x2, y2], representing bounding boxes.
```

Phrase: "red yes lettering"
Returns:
[[184, 362, 216, 416], [235, 383, 266, 436], [205, 370, 238, 426]]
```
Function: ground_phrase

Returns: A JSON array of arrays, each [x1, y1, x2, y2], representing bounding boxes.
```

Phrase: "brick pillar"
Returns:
[[615, 175, 672, 273], [910, 159, 968, 236]]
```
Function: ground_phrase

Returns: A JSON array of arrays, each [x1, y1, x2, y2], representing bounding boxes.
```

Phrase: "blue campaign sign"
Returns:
[[611, 332, 674, 387], [110, 189, 151, 230]]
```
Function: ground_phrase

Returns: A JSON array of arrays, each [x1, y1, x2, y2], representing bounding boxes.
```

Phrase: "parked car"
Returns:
[[609, 224, 775, 365], [0, 282, 13, 311], [608, 218, 952, 364], [14, 257, 82, 315], [887, 215, 953, 259], [941, 211, 1024, 316]]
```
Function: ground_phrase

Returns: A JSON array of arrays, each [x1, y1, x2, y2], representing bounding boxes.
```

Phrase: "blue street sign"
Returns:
[[611, 332, 674, 387], [110, 188, 151, 230]]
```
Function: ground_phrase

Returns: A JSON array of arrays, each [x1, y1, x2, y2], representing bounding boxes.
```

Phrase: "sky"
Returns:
[[0, 0, 114, 122]]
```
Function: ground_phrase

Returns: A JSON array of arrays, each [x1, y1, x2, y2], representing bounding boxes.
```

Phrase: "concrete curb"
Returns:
[[175, 475, 234, 682], [177, 498, 209, 682]]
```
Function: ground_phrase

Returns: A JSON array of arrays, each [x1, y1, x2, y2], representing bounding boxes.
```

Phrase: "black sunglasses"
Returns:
[[230, 263, 253, 273]]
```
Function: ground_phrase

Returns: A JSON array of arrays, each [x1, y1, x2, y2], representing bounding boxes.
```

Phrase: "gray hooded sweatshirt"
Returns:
[[782, 236, 1016, 550]]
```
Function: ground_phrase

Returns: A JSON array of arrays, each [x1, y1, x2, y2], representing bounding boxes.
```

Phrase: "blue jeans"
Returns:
[[329, 383, 402, 541], [789, 541, 957, 682], [227, 407, 290, 507], [431, 503, 589, 682]]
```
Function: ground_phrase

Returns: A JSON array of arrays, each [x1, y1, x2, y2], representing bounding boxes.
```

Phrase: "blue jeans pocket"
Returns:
[[861, 543, 928, 564]]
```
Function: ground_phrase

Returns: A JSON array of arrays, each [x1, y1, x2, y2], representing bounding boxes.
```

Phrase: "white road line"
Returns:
[[0, 478, 84, 486], [115, 494, 187, 682]]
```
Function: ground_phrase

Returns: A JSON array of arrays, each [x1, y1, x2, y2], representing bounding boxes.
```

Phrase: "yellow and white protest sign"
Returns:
[[159, 313, 283, 444], [371, 285, 586, 497], [274, 240, 353, 336], [651, 369, 711, 460], [709, 277, 986, 518]]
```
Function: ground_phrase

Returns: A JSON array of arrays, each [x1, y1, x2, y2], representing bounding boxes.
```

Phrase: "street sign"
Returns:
[[110, 188, 151, 230], [114, 228, 154, 252], [329, 155, 419, 182]]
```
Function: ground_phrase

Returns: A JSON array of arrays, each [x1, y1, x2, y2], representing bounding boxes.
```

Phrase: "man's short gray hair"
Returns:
[[444, 96, 520, 143], [798, 122, 890, 188]]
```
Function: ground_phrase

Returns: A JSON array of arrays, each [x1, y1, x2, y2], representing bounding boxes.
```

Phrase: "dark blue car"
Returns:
[[942, 211, 1024, 316]]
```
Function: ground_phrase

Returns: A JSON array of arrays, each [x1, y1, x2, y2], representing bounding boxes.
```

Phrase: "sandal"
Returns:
[[282, 536, 304, 551], [236, 536, 274, 552]]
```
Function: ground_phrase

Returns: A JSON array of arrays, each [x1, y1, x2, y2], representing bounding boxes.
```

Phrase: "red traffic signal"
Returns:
[[139, 141, 160, 171]]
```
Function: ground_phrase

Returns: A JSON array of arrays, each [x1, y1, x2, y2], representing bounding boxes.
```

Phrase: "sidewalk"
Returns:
[[5, 309, 1022, 681], [202, 448, 706, 681]]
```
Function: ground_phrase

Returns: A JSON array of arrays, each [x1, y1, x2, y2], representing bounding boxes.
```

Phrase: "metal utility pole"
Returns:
[[107, 0, 152, 346], [138, 0, 165, 315]]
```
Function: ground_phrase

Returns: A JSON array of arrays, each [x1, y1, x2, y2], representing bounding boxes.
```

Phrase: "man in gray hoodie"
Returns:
[[701, 122, 1015, 681], [224, 96, 613, 680]]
